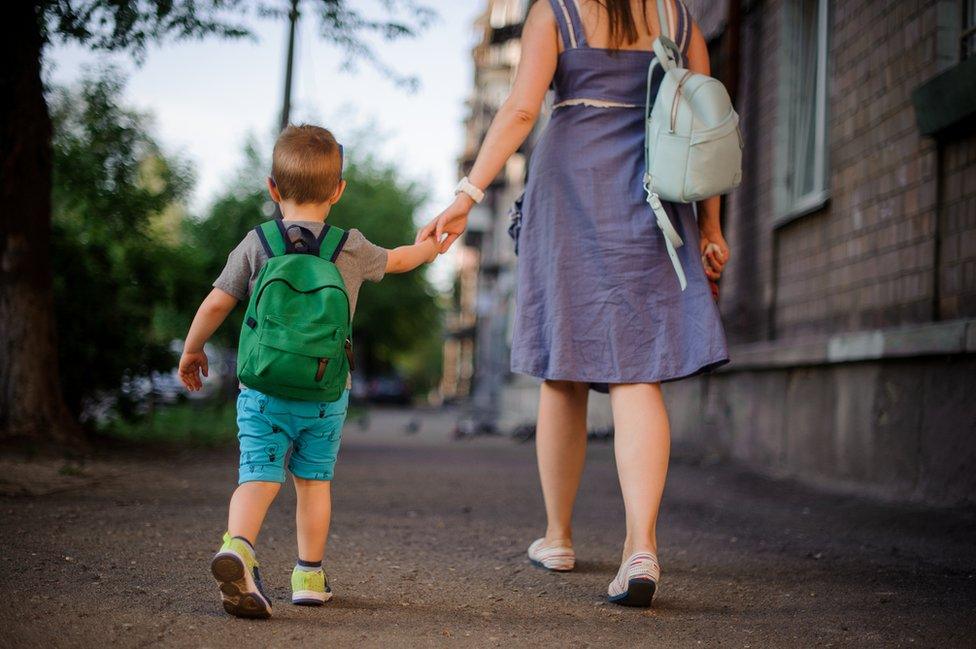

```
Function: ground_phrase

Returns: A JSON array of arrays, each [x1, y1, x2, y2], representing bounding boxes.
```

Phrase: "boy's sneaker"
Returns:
[[211, 533, 273, 618], [291, 566, 333, 605]]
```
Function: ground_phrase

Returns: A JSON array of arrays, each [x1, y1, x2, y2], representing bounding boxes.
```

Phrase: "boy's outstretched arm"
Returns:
[[179, 288, 239, 391], [385, 236, 439, 274]]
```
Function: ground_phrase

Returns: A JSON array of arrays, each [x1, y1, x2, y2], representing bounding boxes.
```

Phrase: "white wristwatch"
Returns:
[[454, 176, 485, 204]]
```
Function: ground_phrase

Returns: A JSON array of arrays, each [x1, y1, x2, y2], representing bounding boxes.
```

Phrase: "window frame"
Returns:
[[774, 0, 831, 228], [963, 0, 976, 60]]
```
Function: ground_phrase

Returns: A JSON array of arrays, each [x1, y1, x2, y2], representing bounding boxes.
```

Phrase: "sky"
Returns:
[[45, 1, 485, 284]]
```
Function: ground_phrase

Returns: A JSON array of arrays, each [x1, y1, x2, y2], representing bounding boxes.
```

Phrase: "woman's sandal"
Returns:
[[527, 538, 576, 572], [608, 551, 660, 607]]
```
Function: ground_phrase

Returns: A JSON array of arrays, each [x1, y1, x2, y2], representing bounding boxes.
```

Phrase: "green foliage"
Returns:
[[41, 0, 434, 84], [101, 400, 238, 447], [42, 0, 250, 58], [50, 71, 194, 416]]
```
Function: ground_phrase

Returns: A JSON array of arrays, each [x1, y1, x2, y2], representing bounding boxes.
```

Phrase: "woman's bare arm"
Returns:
[[418, 1, 559, 250], [466, 1, 558, 191], [685, 20, 729, 279]]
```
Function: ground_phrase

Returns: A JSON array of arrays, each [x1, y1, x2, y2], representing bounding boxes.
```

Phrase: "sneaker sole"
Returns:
[[211, 552, 272, 619], [608, 578, 656, 607], [292, 589, 333, 606]]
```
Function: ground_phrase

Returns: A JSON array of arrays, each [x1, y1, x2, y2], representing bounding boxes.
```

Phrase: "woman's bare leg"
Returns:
[[536, 379, 589, 546], [608, 383, 670, 558]]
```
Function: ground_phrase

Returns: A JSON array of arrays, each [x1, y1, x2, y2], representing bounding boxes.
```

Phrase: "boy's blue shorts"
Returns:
[[236, 387, 349, 484]]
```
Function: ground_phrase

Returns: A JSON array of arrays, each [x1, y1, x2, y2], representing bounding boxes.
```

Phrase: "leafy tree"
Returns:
[[0, 1, 432, 448], [50, 71, 194, 418], [170, 141, 270, 349]]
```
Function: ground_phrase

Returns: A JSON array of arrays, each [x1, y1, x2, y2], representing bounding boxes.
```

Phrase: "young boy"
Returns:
[[178, 124, 438, 618]]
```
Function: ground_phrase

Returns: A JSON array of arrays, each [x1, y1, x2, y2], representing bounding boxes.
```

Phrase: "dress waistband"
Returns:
[[553, 98, 640, 109]]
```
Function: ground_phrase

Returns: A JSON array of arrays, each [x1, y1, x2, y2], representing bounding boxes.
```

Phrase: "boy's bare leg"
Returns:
[[294, 477, 332, 562], [227, 481, 281, 544]]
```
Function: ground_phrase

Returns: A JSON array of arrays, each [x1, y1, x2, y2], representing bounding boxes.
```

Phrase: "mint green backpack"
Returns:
[[644, 0, 743, 290], [237, 219, 353, 402]]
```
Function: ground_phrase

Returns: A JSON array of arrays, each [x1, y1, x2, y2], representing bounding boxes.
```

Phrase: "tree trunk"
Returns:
[[0, 2, 84, 450]]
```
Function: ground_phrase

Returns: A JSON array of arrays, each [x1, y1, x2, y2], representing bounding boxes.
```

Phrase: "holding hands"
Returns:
[[416, 194, 474, 253]]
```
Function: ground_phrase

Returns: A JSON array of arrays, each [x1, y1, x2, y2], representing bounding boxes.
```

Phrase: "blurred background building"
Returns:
[[441, 0, 538, 427], [445, 0, 976, 504]]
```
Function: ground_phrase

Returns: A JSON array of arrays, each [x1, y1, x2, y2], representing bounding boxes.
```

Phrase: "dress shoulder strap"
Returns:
[[548, 0, 588, 49]]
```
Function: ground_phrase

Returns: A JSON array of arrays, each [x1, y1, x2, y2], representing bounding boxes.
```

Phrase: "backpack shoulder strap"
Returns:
[[672, 0, 693, 61], [316, 225, 348, 262], [255, 220, 286, 258], [656, 0, 671, 40]]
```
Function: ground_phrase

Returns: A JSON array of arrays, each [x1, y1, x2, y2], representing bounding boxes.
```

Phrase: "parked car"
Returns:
[[366, 374, 412, 405]]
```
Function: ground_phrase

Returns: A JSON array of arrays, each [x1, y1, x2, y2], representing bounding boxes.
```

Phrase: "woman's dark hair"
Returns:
[[596, 0, 651, 48]]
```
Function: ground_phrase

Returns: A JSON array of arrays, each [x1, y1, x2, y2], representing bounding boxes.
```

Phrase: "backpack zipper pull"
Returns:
[[315, 358, 328, 382]]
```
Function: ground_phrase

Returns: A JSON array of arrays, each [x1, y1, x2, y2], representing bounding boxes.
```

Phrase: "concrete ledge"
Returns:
[[664, 353, 976, 506], [723, 319, 976, 371]]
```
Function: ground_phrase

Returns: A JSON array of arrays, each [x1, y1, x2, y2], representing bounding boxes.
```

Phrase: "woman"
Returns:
[[419, 0, 730, 607]]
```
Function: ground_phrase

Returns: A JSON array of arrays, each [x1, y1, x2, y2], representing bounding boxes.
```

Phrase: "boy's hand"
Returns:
[[179, 351, 209, 392]]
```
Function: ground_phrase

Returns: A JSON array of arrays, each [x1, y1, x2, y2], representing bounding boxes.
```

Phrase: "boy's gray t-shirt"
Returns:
[[213, 221, 387, 316]]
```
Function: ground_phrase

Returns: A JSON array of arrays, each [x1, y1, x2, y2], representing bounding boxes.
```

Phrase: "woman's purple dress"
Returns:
[[511, 0, 729, 389]]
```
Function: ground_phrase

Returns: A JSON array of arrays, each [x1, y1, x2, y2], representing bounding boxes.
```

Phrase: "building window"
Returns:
[[963, 0, 976, 59], [490, 0, 529, 28], [775, 0, 830, 225]]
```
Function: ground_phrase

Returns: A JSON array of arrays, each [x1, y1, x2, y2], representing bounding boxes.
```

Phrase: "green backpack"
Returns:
[[237, 219, 353, 402]]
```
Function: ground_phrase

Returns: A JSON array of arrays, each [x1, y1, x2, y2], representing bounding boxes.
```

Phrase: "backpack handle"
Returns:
[[654, 0, 682, 70], [255, 219, 347, 261], [653, 36, 682, 72]]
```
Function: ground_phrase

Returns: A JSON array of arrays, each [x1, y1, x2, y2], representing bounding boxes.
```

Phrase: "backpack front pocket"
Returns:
[[254, 316, 345, 389]]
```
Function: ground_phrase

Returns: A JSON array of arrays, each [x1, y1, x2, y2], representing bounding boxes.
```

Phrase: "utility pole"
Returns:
[[272, 0, 300, 222], [280, 0, 300, 131]]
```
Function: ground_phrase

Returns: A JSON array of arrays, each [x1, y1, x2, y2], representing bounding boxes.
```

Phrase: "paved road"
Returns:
[[1, 407, 974, 648]]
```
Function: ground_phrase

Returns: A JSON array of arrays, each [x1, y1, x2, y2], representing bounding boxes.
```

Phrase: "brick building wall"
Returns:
[[668, 0, 976, 505], [721, 0, 781, 343], [776, 0, 939, 337], [718, 0, 976, 342]]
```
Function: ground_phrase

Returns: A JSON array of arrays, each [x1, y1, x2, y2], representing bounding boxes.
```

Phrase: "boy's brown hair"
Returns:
[[271, 124, 343, 204]]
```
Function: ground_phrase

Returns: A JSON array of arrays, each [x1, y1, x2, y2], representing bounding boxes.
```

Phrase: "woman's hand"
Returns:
[[699, 228, 730, 281], [417, 194, 474, 253]]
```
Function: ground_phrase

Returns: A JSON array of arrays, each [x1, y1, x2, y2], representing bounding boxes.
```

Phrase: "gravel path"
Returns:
[[1, 407, 974, 648]]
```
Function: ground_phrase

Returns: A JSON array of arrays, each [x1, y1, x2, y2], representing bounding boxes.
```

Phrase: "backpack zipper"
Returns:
[[254, 277, 350, 316]]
